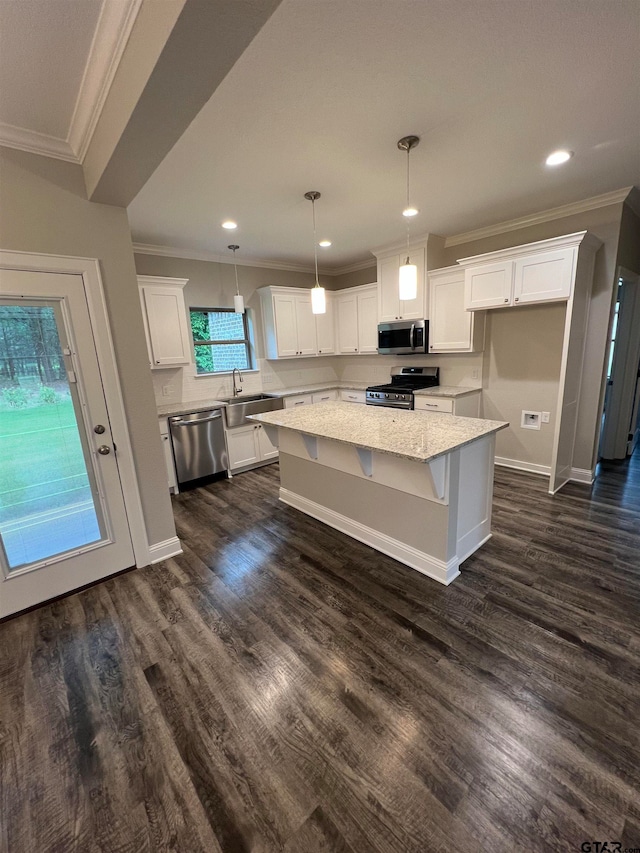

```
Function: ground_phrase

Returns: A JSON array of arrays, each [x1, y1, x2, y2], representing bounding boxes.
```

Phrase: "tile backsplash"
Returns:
[[151, 352, 483, 406]]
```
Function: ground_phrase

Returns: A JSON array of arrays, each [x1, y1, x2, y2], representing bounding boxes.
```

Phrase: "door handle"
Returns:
[[94, 424, 106, 434], [172, 414, 222, 426], [97, 445, 111, 455], [410, 323, 416, 350]]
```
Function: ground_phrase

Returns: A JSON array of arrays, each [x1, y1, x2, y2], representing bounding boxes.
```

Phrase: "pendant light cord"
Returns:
[[311, 198, 320, 287], [405, 147, 411, 264], [230, 245, 240, 295]]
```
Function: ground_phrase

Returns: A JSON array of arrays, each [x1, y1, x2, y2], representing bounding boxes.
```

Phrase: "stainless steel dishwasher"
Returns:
[[169, 408, 228, 487]]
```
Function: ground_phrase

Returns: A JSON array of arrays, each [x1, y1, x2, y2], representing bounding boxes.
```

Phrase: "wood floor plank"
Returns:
[[1, 453, 640, 851]]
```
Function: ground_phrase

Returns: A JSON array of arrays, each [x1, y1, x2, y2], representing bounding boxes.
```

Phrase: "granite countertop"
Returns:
[[157, 399, 229, 417], [413, 385, 481, 399], [266, 382, 369, 398], [248, 401, 507, 464]]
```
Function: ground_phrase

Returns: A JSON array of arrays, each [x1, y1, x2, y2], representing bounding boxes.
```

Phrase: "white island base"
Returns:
[[266, 427, 498, 585]]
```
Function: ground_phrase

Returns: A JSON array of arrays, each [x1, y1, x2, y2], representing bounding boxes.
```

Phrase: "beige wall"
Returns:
[[439, 203, 624, 472], [333, 265, 377, 289], [0, 147, 176, 549], [616, 199, 640, 276]]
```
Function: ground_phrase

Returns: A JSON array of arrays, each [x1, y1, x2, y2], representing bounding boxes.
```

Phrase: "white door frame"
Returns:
[[0, 249, 150, 568]]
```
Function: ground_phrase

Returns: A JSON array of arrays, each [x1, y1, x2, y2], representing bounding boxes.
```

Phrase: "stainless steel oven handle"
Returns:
[[410, 323, 416, 350], [172, 413, 222, 426]]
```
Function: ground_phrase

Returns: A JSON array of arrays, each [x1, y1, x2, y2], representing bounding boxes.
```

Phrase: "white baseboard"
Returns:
[[145, 536, 183, 565], [569, 467, 595, 485], [494, 456, 551, 477], [279, 488, 460, 586]]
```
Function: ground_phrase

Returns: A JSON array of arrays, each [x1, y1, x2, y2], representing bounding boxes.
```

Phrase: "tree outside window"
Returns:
[[190, 308, 252, 374]]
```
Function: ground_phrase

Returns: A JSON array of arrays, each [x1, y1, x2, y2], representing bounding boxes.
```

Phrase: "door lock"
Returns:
[[94, 424, 106, 434], [97, 445, 111, 455]]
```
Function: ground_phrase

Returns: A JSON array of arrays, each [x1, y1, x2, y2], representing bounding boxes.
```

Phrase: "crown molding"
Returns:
[[131, 242, 339, 275], [331, 257, 377, 276], [370, 232, 430, 258], [444, 188, 632, 248], [0, 123, 78, 163], [68, 0, 143, 162]]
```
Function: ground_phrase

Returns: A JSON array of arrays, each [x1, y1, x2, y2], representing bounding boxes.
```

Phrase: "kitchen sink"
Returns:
[[222, 394, 284, 428]]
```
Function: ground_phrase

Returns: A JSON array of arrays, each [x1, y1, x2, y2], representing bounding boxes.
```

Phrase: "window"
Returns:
[[190, 308, 252, 375]]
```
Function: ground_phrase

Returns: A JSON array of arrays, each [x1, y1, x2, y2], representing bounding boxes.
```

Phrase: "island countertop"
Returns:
[[249, 401, 508, 464]]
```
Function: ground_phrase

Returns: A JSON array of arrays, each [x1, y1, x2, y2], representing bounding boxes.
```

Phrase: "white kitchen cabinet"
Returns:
[[414, 391, 481, 418], [260, 288, 317, 358], [284, 394, 313, 408], [226, 423, 278, 472], [158, 417, 178, 493], [428, 266, 485, 352], [336, 284, 377, 354], [460, 241, 577, 311], [340, 389, 366, 404], [376, 246, 426, 322], [139, 276, 191, 368], [315, 292, 336, 355], [312, 389, 338, 403]]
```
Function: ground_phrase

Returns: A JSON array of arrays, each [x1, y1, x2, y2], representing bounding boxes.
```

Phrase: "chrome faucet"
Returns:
[[232, 367, 243, 397]]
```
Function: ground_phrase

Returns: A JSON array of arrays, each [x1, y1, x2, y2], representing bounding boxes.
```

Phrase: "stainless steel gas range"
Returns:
[[365, 366, 440, 410]]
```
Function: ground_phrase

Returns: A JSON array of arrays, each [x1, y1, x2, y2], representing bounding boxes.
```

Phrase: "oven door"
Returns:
[[377, 320, 427, 354]]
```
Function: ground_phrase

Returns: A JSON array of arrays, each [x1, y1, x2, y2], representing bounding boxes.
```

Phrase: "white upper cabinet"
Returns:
[[336, 284, 378, 354], [376, 246, 426, 322], [428, 266, 485, 353], [459, 236, 579, 311], [138, 276, 191, 368], [261, 288, 318, 358], [315, 292, 336, 355]]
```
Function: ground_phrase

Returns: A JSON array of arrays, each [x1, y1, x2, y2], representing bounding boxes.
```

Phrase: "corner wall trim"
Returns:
[[147, 537, 182, 565], [570, 467, 595, 485], [279, 487, 460, 585], [494, 456, 551, 478]]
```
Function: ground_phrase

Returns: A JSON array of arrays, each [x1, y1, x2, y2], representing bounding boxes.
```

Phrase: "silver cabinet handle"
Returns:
[[97, 445, 111, 455]]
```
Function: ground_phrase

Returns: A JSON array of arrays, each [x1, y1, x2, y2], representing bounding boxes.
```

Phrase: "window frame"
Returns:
[[189, 307, 253, 376]]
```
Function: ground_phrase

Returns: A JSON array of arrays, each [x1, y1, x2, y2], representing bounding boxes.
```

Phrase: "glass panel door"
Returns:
[[0, 301, 105, 570]]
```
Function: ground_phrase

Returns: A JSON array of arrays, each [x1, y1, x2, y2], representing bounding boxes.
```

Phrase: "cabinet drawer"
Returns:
[[414, 397, 454, 413], [312, 390, 338, 403], [284, 394, 313, 408], [340, 390, 365, 404]]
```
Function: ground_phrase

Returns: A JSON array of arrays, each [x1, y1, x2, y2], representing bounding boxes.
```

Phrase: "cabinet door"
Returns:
[[414, 396, 454, 413], [141, 286, 191, 367], [378, 255, 401, 321], [337, 293, 359, 353], [227, 425, 259, 470], [315, 293, 335, 355], [340, 390, 365, 403], [158, 419, 178, 492], [399, 247, 426, 320], [295, 294, 317, 356], [312, 390, 338, 403], [464, 261, 514, 310], [284, 394, 313, 408], [513, 248, 575, 305], [357, 289, 378, 353], [273, 294, 300, 357], [256, 424, 279, 461], [429, 269, 473, 351]]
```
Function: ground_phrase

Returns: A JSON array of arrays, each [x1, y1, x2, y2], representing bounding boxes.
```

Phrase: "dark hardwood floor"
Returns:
[[2, 455, 640, 852]]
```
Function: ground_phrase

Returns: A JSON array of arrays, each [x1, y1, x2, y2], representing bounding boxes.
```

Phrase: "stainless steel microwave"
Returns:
[[377, 319, 428, 355]]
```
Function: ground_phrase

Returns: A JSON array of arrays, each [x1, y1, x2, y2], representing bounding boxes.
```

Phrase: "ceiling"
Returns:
[[2, 0, 639, 271]]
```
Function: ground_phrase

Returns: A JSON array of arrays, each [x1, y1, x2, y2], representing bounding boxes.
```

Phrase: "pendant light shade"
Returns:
[[399, 258, 418, 301], [228, 244, 245, 313], [304, 190, 327, 315], [397, 135, 420, 302]]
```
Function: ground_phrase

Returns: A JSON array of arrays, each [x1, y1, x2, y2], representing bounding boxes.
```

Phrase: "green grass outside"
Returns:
[[0, 401, 93, 523]]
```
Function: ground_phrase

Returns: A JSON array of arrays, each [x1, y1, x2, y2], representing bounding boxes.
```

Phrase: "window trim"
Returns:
[[189, 306, 253, 376]]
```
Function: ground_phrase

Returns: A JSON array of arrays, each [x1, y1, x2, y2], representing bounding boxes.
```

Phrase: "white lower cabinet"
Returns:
[[158, 417, 178, 493], [340, 389, 366, 404], [312, 389, 338, 403], [226, 423, 277, 472], [284, 394, 313, 408], [414, 391, 481, 417]]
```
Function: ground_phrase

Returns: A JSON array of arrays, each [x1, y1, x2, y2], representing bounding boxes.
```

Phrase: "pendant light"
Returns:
[[228, 244, 245, 313], [304, 191, 326, 314], [397, 135, 420, 301]]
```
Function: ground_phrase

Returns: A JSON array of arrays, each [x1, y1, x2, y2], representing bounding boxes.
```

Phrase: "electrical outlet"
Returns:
[[162, 384, 175, 397], [541, 411, 550, 423], [472, 368, 479, 380], [263, 375, 273, 387]]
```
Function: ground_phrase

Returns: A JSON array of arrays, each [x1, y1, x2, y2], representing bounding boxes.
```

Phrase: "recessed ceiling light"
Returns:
[[545, 150, 573, 166], [319, 240, 332, 248], [222, 220, 237, 230], [402, 206, 419, 218]]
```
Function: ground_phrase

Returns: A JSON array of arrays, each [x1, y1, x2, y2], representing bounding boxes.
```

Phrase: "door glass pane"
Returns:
[[0, 304, 103, 570]]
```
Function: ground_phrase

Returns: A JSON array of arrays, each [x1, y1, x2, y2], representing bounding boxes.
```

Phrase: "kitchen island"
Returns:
[[249, 402, 508, 585]]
